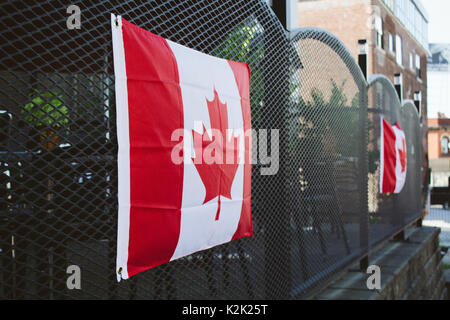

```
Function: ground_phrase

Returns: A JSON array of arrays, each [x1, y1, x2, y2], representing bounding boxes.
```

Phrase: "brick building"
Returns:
[[298, 0, 430, 188], [428, 118, 450, 187]]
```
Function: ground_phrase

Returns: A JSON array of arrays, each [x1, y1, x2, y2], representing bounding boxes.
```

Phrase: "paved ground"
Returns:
[[423, 206, 450, 248]]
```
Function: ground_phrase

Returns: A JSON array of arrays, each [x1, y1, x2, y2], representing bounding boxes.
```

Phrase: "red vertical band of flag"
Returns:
[[380, 116, 407, 194], [381, 117, 396, 193], [122, 19, 184, 277], [228, 61, 252, 241]]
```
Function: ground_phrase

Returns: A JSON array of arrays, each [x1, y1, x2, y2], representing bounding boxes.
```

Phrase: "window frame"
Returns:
[[388, 33, 394, 53], [441, 135, 450, 155], [416, 53, 421, 78], [375, 16, 384, 50], [395, 34, 403, 66]]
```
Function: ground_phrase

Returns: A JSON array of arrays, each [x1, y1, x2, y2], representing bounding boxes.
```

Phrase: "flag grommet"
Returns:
[[117, 267, 123, 275]]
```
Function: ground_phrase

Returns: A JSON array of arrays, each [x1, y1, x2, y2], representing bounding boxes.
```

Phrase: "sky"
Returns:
[[424, 0, 450, 118], [423, 0, 450, 44]]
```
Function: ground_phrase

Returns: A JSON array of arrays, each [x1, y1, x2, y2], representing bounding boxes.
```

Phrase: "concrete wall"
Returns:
[[314, 226, 448, 300]]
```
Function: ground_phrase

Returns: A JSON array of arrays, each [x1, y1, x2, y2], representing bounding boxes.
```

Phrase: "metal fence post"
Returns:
[[262, 2, 291, 299], [357, 39, 369, 271]]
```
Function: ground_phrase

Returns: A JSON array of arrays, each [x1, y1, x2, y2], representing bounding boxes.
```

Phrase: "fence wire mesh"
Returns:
[[367, 76, 422, 247], [288, 28, 368, 295], [399, 102, 422, 226], [0, 0, 422, 300]]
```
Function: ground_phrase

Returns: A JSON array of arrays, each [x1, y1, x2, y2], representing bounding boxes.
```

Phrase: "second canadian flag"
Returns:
[[380, 116, 407, 194]]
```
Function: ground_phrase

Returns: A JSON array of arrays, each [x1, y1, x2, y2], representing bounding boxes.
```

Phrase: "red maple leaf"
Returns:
[[398, 138, 406, 173], [192, 88, 240, 221]]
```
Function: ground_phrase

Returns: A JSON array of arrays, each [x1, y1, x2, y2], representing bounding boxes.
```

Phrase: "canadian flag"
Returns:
[[112, 15, 252, 280], [380, 116, 407, 194]]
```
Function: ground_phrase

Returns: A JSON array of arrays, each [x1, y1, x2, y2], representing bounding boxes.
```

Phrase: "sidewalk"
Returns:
[[423, 206, 450, 247]]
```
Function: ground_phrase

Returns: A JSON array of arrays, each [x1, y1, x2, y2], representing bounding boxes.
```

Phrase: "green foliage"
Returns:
[[289, 79, 360, 158], [21, 90, 69, 128], [213, 23, 259, 59], [212, 23, 362, 161], [310, 87, 325, 107], [329, 79, 348, 107], [211, 20, 264, 122], [369, 214, 382, 224]]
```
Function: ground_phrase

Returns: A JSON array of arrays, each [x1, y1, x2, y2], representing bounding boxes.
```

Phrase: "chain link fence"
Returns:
[[288, 28, 369, 296], [0, 0, 422, 299]]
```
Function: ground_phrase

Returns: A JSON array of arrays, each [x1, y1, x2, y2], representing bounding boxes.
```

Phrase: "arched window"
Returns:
[[441, 136, 450, 155]]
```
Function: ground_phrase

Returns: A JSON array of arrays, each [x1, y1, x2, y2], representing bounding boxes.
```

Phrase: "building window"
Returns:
[[416, 54, 421, 78], [409, 53, 414, 70], [375, 16, 384, 49], [388, 33, 394, 53], [395, 35, 403, 65], [383, 0, 429, 50], [441, 136, 450, 155]]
